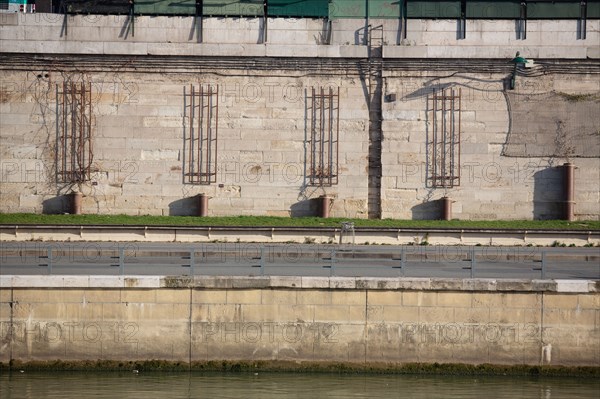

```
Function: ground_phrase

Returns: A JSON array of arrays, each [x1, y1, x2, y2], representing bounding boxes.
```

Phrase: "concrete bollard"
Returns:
[[198, 193, 208, 217], [70, 191, 82, 215], [319, 195, 331, 218]]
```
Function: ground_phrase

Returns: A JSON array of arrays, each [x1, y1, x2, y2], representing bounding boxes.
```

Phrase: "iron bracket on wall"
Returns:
[[129, 0, 135, 37], [517, 0, 527, 40], [262, 0, 268, 43], [195, 0, 203, 42], [458, 0, 466, 39], [579, 0, 587, 40]]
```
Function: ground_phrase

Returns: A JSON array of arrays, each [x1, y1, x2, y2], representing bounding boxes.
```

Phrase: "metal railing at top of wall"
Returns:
[[52, 0, 600, 19], [1, 243, 598, 279]]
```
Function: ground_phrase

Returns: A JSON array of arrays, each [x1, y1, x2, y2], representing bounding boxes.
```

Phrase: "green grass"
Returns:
[[0, 213, 598, 230]]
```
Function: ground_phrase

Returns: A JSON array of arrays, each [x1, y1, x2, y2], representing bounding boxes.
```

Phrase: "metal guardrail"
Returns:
[[1, 244, 599, 279]]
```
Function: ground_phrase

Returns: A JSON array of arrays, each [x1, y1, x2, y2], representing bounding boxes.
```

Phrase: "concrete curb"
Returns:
[[1, 275, 597, 292]]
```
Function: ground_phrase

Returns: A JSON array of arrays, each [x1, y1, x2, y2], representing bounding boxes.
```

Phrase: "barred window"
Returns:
[[306, 87, 339, 187], [427, 88, 461, 188], [184, 84, 219, 185], [56, 81, 93, 183]]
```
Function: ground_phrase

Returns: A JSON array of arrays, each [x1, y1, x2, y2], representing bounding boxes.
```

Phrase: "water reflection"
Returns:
[[1, 371, 598, 399]]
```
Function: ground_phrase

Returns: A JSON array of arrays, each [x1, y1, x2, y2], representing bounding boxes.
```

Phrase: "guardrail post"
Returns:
[[470, 247, 475, 278], [190, 248, 195, 276], [119, 247, 125, 276], [330, 249, 336, 276], [541, 250, 546, 279], [400, 247, 405, 276], [47, 247, 53, 275]]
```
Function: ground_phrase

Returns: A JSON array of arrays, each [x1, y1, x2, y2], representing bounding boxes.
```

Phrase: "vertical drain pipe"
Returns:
[[198, 193, 208, 217], [563, 162, 575, 221]]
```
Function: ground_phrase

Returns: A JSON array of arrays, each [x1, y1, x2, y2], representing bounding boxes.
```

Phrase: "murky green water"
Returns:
[[1, 371, 599, 399]]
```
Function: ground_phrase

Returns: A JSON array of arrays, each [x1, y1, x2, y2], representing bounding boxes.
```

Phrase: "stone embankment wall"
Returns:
[[1, 276, 598, 367], [1, 14, 599, 219]]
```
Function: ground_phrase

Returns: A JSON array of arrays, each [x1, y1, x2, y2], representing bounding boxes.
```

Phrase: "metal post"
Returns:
[[541, 251, 546, 279], [190, 248, 195, 276], [119, 247, 125, 276], [470, 247, 475, 278], [47, 247, 53, 275], [400, 247, 405, 276], [330, 249, 336, 276], [260, 247, 265, 276]]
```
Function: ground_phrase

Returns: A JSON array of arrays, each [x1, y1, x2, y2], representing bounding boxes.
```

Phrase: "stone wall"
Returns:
[[0, 276, 598, 366], [0, 67, 370, 217], [1, 14, 598, 58], [381, 72, 600, 220], [1, 14, 599, 220]]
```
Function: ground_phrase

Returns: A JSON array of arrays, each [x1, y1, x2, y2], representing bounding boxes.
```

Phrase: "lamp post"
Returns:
[[509, 51, 528, 90]]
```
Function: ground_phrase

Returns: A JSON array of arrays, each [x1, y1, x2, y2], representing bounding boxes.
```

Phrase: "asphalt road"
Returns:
[[1, 242, 599, 280]]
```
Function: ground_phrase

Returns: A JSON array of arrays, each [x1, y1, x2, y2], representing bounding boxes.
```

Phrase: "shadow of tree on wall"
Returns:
[[533, 167, 563, 220], [169, 196, 200, 216], [42, 195, 70, 214], [290, 199, 318, 217], [411, 199, 443, 220]]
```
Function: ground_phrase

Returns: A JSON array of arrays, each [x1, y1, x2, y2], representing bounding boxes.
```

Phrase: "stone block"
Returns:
[[193, 289, 227, 304], [402, 291, 436, 307], [382, 306, 420, 323], [330, 291, 365, 306], [88, 276, 124, 288], [84, 289, 121, 303], [268, 276, 301, 288], [462, 279, 497, 291], [489, 308, 540, 324], [577, 294, 600, 310], [301, 277, 330, 289], [556, 280, 590, 293], [436, 292, 473, 308], [543, 293, 578, 309], [207, 304, 243, 323], [230, 277, 270, 289], [430, 279, 464, 291], [121, 289, 156, 304], [296, 290, 331, 305], [496, 280, 535, 292], [453, 307, 490, 324], [260, 289, 296, 306], [397, 278, 431, 290], [329, 277, 356, 289], [355, 278, 400, 290], [239, 304, 276, 323], [368, 291, 402, 306]]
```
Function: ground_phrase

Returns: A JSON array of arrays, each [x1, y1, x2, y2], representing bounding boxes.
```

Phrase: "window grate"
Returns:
[[427, 88, 461, 188], [184, 84, 219, 185], [306, 87, 339, 187], [56, 81, 93, 183]]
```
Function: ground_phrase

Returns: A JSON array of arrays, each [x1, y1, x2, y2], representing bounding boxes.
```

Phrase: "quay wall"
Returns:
[[0, 276, 598, 367]]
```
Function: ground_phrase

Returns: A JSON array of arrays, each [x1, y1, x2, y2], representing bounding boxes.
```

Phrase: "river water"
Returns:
[[1, 371, 599, 399]]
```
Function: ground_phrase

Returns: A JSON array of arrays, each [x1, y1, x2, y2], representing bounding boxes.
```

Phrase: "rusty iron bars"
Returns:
[[307, 87, 340, 187], [56, 81, 93, 183], [428, 88, 461, 188], [184, 84, 219, 185]]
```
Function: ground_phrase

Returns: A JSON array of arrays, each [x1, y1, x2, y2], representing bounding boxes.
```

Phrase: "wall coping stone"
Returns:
[[1, 275, 597, 293]]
